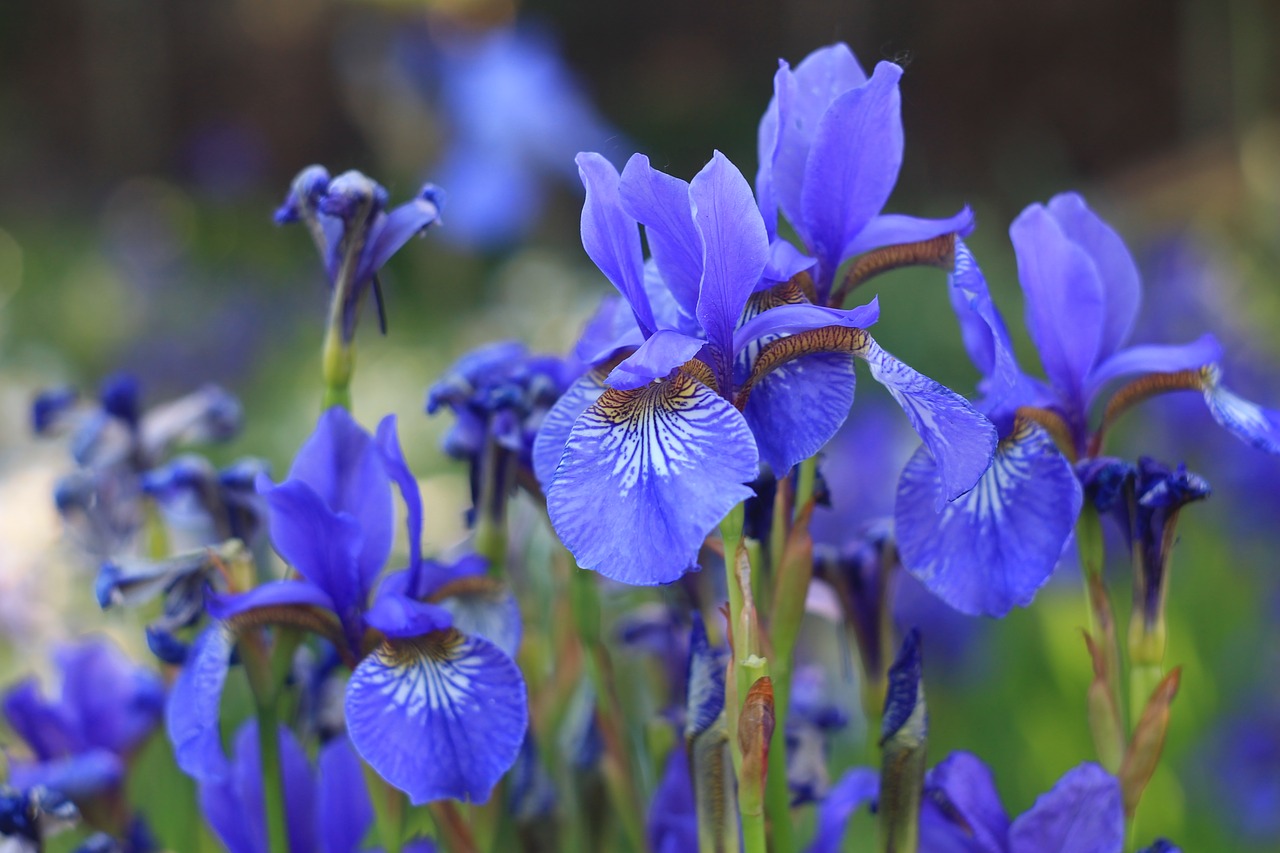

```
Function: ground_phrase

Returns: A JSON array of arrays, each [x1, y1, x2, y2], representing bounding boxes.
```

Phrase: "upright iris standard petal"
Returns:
[[605, 330, 707, 391], [1202, 365, 1280, 454], [284, 407, 393, 593], [166, 625, 235, 782], [807, 767, 879, 853], [1007, 763, 1123, 852], [1045, 193, 1141, 359], [345, 630, 527, 804], [576, 152, 655, 336], [855, 335, 997, 503], [546, 373, 758, 585], [690, 151, 771, 377], [895, 421, 1081, 617], [532, 372, 605, 489], [800, 61, 904, 284], [618, 154, 702, 317], [1010, 203, 1107, 411], [374, 415, 424, 574], [918, 751, 1010, 850]]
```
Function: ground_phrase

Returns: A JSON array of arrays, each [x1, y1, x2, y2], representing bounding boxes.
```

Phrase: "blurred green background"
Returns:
[[1, 0, 1279, 850]]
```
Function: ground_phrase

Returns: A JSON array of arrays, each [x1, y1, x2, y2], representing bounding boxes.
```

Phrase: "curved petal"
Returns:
[[807, 767, 879, 853], [1010, 203, 1106, 413], [166, 625, 235, 782], [546, 373, 758, 585], [605, 329, 707, 391], [1008, 763, 1124, 853], [531, 372, 606, 489], [282, 407, 393, 593], [1203, 367, 1280, 454], [1047, 192, 1141, 360], [948, 240, 1027, 429], [732, 300, 880, 355], [317, 736, 375, 853], [362, 189, 443, 281], [618, 154, 701, 317], [801, 61, 904, 290], [364, 593, 455, 639], [744, 352, 856, 475], [856, 335, 997, 504], [762, 238, 816, 286], [576, 152, 655, 336], [648, 749, 698, 853], [692, 151, 771, 368], [54, 638, 165, 755], [1085, 334, 1223, 400], [843, 207, 976, 259], [345, 631, 527, 805], [258, 478, 367, 631], [375, 415, 424, 575], [9, 750, 123, 799], [3, 679, 79, 761], [920, 751, 1009, 851], [769, 44, 869, 241], [756, 71, 783, 240], [206, 580, 336, 621], [575, 296, 645, 365], [895, 421, 1081, 617]]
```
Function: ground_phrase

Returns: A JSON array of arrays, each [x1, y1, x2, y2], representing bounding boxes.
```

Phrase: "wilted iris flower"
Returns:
[[755, 43, 974, 305], [811, 752, 1125, 853], [2, 638, 164, 799], [199, 721, 436, 853], [166, 408, 526, 805], [896, 195, 1280, 617], [533, 149, 994, 585], [411, 24, 623, 249]]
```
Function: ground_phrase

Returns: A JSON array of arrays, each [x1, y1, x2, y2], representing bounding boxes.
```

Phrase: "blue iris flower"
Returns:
[[166, 407, 527, 805], [895, 195, 1280, 617], [533, 149, 995, 585], [411, 24, 623, 249], [199, 721, 436, 853], [811, 751, 1125, 853], [2, 638, 164, 800], [275, 167, 443, 342], [756, 43, 974, 306]]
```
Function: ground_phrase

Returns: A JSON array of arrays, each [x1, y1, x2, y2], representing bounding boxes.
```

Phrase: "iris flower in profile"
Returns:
[[895, 194, 1280, 617], [755, 43, 974, 306], [166, 408, 526, 805], [533, 149, 994, 586]]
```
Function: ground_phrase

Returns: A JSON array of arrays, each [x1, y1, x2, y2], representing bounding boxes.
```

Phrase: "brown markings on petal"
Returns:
[[227, 603, 352, 665], [379, 627, 465, 667], [829, 233, 957, 307], [428, 574, 504, 604], [734, 327, 869, 410], [1012, 407, 1077, 463], [678, 358, 719, 394], [1090, 369, 1204, 456]]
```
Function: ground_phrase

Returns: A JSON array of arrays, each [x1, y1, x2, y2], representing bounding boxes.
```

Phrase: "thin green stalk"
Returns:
[[361, 760, 405, 853], [719, 504, 747, 775], [255, 707, 291, 853], [792, 457, 817, 524], [763, 667, 795, 853], [1075, 506, 1105, 636], [742, 809, 767, 853]]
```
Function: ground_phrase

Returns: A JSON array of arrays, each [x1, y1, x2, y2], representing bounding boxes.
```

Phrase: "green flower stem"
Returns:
[[241, 635, 291, 853], [1075, 506, 1105, 635], [792, 457, 817, 524], [719, 503, 748, 776], [321, 324, 354, 411], [361, 760, 406, 853], [763, 666, 796, 853], [570, 565, 645, 853], [474, 438, 512, 576]]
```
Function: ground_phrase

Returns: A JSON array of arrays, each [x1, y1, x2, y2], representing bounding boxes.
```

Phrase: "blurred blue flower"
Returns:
[[1199, 702, 1280, 843], [755, 43, 974, 305], [408, 24, 624, 249], [897, 194, 1280, 617], [167, 408, 527, 805], [811, 751, 1124, 853], [199, 721, 436, 853], [0, 786, 79, 849], [2, 638, 164, 800], [533, 149, 993, 585]]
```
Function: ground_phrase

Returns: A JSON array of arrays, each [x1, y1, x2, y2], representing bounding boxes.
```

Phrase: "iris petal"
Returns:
[[856, 334, 997, 504], [1008, 763, 1123, 853], [1203, 368, 1280, 454], [1084, 334, 1222, 400], [807, 767, 879, 853], [317, 736, 375, 853], [8, 750, 122, 799], [546, 373, 758, 585], [531, 372, 605, 489], [842, 208, 976, 260], [166, 625, 235, 782], [364, 593, 455, 639], [374, 415, 425, 579], [800, 61, 904, 290], [345, 630, 527, 804], [895, 421, 1080, 617], [205, 581, 336, 621], [618, 154, 701, 317], [362, 189, 443, 281], [743, 352, 856, 476], [919, 751, 1010, 851], [606, 330, 707, 391], [576, 152, 655, 336]]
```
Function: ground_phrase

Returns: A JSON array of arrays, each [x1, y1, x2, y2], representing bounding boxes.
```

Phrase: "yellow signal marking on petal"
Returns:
[[379, 627, 466, 667]]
